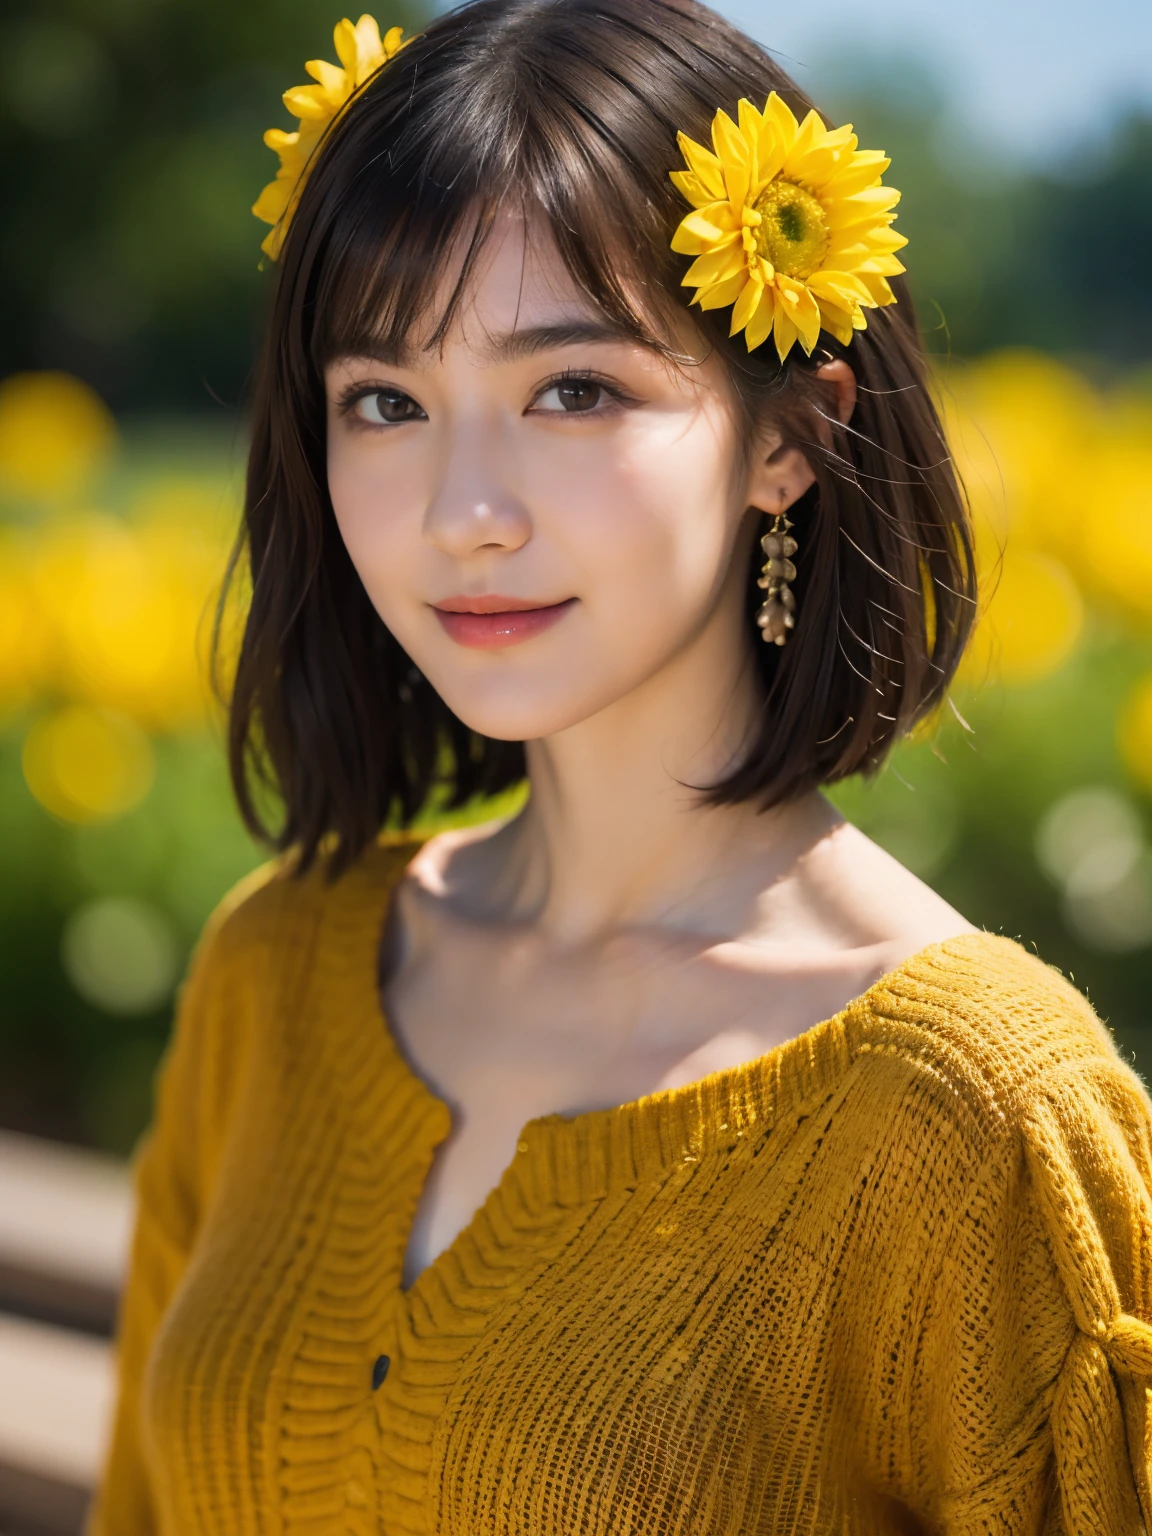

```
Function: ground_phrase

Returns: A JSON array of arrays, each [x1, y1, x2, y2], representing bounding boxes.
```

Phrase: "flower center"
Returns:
[[752, 181, 830, 278]]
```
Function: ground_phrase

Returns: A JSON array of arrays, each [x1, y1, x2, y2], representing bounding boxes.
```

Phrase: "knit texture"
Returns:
[[87, 836, 1152, 1535]]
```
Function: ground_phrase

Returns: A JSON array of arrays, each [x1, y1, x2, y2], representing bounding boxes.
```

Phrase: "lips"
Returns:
[[432, 595, 577, 650]]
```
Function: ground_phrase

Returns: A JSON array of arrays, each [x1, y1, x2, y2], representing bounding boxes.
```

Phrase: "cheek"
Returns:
[[531, 414, 743, 635], [326, 432, 424, 616]]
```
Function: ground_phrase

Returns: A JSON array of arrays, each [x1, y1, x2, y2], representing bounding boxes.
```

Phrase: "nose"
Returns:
[[423, 424, 532, 559]]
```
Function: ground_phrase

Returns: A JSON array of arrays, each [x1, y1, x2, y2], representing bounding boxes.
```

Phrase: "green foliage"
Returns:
[[0, 3, 1148, 408], [791, 55, 1152, 369], [967, 115, 1152, 365], [2, 13, 1150, 1158], [0, 0, 427, 413], [0, 726, 262, 1151], [831, 631, 1152, 1076]]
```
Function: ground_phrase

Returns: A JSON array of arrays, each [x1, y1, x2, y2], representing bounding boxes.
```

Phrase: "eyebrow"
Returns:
[[341, 320, 639, 369], [483, 321, 635, 364]]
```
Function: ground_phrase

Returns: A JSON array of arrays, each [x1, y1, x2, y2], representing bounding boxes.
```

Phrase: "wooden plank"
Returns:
[[0, 1133, 131, 1335], [0, 1459, 92, 1536], [0, 1314, 113, 1488]]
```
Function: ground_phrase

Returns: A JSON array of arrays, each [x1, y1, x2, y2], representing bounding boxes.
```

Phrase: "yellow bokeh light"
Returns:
[[1118, 674, 1152, 796], [25, 486, 239, 729], [0, 529, 52, 712], [0, 372, 117, 502], [942, 351, 1098, 559], [34, 515, 176, 716], [959, 549, 1084, 687], [22, 705, 155, 823], [1082, 443, 1152, 623]]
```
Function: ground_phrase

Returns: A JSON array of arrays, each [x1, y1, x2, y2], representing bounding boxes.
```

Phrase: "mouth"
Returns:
[[431, 595, 577, 650]]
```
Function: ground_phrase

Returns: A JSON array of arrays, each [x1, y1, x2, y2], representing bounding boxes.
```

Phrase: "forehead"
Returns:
[[413, 208, 623, 363], [335, 202, 696, 372], [459, 208, 585, 325]]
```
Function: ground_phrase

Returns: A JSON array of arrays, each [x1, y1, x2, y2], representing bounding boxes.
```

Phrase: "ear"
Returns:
[[744, 358, 857, 514]]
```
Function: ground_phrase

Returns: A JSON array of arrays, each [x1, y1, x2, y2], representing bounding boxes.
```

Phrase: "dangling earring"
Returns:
[[756, 510, 798, 646]]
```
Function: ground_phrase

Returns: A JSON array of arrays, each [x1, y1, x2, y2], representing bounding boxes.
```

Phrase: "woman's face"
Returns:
[[324, 209, 774, 743]]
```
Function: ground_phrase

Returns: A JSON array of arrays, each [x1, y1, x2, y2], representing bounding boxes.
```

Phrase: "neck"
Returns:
[[483, 626, 842, 944]]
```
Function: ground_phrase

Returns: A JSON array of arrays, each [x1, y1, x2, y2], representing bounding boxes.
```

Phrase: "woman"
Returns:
[[89, 0, 1152, 1530]]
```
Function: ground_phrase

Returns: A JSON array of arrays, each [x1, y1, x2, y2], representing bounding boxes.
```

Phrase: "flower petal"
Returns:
[[712, 109, 752, 209], [822, 151, 890, 199], [669, 169, 717, 210], [824, 186, 901, 235], [815, 299, 856, 347], [304, 58, 348, 105], [763, 92, 799, 155], [676, 132, 726, 202], [775, 276, 822, 353], [857, 253, 906, 277], [262, 127, 299, 153], [755, 118, 787, 188], [807, 270, 876, 308], [772, 307, 799, 362], [333, 18, 361, 73], [683, 243, 748, 288], [857, 226, 908, 256], [790, 129, 858, 192], [825, 225, 907, 267], [783, 108, 828, 176], [252, 179, 290, 224], [670, 205, 739, 254], [283, 82, 334, 122], [353, 15, 387, 75], [697, 270, 749, 311], [737, 97, 762, 186], [857, 272, 897, 305], [744, 286, 776, 350], [729, 276, 765, 337]]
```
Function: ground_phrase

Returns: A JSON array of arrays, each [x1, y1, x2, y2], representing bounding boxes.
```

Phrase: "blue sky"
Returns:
[[716, 0, 1152, 165]]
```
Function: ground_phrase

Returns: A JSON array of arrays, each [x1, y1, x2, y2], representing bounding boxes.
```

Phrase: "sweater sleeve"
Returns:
[[903, 1056, 1152, 1534], [85, 866, 274, 1535], [1021, 1061, 1152, 1533]]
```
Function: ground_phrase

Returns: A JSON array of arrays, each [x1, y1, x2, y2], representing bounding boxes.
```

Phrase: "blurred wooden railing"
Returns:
[[0, 1131, 130, 1535]]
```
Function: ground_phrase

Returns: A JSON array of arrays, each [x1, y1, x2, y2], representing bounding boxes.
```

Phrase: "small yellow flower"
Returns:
[[669, 93, 907, 361], [253, 15, 410, 261]]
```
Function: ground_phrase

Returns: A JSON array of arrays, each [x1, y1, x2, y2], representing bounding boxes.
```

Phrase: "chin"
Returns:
[[424, 667, 625, 744]]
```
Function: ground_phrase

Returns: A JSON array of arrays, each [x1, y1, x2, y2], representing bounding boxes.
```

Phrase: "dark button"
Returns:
[[372, 1354, 390, 1390]]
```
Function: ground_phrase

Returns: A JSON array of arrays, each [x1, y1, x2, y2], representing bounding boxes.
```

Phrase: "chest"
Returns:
[[383, 926, 882, 1283], [140, 1032, 884, 1536]]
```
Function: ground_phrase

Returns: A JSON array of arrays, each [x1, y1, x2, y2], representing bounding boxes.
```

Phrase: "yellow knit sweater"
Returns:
[[88, 836, 1152, 1535]]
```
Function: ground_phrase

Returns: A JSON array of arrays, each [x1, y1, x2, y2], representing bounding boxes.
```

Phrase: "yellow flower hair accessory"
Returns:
[[253, 15, 410, 261], [669, 93, 907, 362]]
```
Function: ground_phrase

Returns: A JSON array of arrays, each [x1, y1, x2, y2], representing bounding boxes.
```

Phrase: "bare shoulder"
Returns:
[[808, 822, 1130, 1102], [797, 812, 978, 968]]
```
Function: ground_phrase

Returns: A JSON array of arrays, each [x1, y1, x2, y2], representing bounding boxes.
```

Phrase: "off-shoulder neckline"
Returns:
[[313, 834, 1023, 1208]]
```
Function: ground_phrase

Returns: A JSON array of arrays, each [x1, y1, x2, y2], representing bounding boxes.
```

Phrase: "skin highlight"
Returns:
[[324, 207, 975, 1288]]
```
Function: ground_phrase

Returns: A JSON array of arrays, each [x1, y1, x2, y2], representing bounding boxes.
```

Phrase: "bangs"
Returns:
[[302, 80, 691, 371], [292, 6, 725, 375]]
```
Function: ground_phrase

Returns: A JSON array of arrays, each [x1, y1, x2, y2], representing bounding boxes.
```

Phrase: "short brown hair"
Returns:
[[225, 0, 977, 874]]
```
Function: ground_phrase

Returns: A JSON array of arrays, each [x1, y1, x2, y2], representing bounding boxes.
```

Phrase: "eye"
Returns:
[[532, 375, 616, 414], [353, 389, 426, 425]]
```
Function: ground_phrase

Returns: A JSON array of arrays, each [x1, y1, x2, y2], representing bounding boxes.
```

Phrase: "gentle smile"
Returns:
[[432, 595, 578, 650]]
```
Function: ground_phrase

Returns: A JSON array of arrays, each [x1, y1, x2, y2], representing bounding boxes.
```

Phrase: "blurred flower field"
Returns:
[[2, 360, 1152, 1154]]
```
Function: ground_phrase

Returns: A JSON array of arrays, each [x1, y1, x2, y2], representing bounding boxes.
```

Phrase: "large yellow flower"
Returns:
[[669, 93, 907, 361], [253, 15, 409, 261]]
